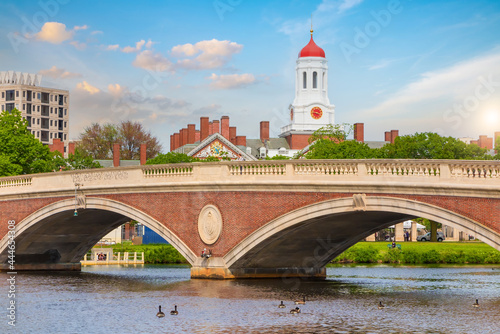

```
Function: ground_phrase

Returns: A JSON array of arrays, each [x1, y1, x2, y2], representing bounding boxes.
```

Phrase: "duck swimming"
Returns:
[[278, 301, 286, 308], [378, 301, 385, 309], [295, 296, 306, 305], [170, 305, 178, 315], [290, 307, 301, 314]]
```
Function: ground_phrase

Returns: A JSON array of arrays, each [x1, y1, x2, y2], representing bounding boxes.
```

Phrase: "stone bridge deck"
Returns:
[[0, 159, 499, 278]]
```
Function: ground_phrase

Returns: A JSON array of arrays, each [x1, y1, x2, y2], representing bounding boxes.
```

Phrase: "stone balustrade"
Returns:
[[0, 160, 498, 194]]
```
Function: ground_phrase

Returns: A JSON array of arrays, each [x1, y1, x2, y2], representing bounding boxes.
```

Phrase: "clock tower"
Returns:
[[279, 29, 335, 149]]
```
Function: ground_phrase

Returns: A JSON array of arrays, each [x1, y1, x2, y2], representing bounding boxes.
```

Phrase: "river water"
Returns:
[[1, 265, 499, 333]]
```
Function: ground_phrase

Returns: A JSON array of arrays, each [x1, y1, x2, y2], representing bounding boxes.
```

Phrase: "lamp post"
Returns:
[[74, 183, 82, 216]]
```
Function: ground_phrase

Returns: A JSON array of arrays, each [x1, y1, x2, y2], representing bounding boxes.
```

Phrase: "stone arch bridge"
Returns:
[[0, 160, 499, 279]]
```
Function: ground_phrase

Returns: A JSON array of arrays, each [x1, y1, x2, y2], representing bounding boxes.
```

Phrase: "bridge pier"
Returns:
[[190, 257, 326, 279]]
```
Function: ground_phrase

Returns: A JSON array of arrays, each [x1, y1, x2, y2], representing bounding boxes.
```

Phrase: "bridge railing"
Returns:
[[0, 160, 498, 195]]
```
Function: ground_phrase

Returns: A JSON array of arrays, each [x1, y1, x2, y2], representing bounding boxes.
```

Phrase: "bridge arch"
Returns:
[[0, 197, 197, 268], [224, 196, 500, 271]]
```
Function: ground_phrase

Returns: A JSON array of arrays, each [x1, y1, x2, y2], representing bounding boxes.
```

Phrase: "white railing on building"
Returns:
[[80, 252, 145, 265]]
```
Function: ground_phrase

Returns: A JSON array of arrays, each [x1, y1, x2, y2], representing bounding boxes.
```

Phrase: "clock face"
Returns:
[[290, 108, 294, 120], [311, 106, 323, 120]]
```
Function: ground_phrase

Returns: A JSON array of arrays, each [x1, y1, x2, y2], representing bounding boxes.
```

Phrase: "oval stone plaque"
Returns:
[[198, 205, 222, 245]]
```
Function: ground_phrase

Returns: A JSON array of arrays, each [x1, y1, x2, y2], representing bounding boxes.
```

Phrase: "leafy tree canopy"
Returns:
[[0, 109, 54, 176], [379, 132, 492, 160], [79, 120, 162, 160], [52, 149, 102, 171]]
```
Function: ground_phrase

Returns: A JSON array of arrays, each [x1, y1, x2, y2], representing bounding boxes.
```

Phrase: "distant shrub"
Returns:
[[422, 249, 441, 263], [382, 249, 402, 263], [401, 249, 422, 264]]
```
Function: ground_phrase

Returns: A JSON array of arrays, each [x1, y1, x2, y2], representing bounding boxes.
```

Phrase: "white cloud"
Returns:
[[74, 25, 88, 31], [91, 30, 103, 35], [121, 39, 149, 53], [208, 73, 256, 89], [172, 39, 243, 70], [70, 40, 86, 50], [76, 81, 100, 95], [337, 0, 363, 13], [106, 44, 120, 51], [39, 66, 82, 79], [36, 22, 74, 44], [132, 50, 173, 72], [356, 50, 500, 135]]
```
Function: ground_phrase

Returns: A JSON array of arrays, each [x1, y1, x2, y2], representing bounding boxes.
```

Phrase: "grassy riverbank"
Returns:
[[97, 243, 188, 264], [97, 241, 500, 265], [331, 241, 500, 264]]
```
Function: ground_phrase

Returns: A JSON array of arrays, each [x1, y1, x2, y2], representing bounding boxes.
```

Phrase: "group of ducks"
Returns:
[[156, 305, 178, 318], [278, 296, 306, 314], [157, 298, 480, 317]]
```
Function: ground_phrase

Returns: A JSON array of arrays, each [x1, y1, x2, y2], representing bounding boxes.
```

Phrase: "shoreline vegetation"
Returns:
[[97, 241, 500, 265]]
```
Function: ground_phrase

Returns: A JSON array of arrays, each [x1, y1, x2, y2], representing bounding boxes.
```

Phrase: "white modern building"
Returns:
[[0, 71, 70, 154]]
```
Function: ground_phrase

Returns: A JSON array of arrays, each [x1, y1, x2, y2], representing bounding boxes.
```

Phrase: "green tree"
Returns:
[[494, 136, 500, 160], [265, 155, 290, 160], [379, 132, 491, 159], [0, 109, 54, 176], [308, 123, 353, 143], [146, 152, 196, 164], [52, 149, 102, 171], [305, 140, 376, 159]]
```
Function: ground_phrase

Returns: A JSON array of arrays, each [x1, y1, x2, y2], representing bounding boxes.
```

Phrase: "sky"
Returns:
[[1, 0, 500, 150]]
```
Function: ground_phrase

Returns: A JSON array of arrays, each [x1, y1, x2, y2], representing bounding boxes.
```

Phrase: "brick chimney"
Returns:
[[49, 138, 64, 156], [385, 131, 391, 142], [140, 143, 147, 165], [173, 133, 180, 150], [260, 121, 270, 142], [170, 135, 174, 151], [221, 116, 230, 140], [354, 123, 364, 143], [200, 117, 209, 141], [187, 124, 196, 144], [209, 122, 214, 135], [390, 130, 399, 144], [236, 135, 246, 146], [195, 130, 200, 142], [113, 143, 120, 167], [179, 129, 185, 147], [213, 120, 220, 134], [68, 141, 75, 156], [181, 128, 188, 147], [229, 126, 237, 144]]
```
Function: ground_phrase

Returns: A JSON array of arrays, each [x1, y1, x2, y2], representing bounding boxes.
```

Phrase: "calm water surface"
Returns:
[[1, 265, 499, 333]]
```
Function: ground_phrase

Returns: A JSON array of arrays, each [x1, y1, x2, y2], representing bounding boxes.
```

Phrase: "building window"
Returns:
[[37, 131, 39, 138], [6, 90, 15, 101], [1, 92, 4, 99], [64, 121, 67, 128], [6, 103, 15, 111], [303, 72, 307, 89], [1, 105, 3, 111], [64, 96, 67, 104], [64, 109, 67, 116], [64, 134, 67, 141], [33, 105, 35, 112], [37, 93, 41, 100], [37, 118, 40, 125], [33, 92, 35, 99], [16, 91, 19, 98], [313, 72, 317, 89], [23, 104, 25, 110], [50, 133, 52, 139], [23, 91, 25, 98], [37, 106, 40, 112], [50, 120, 53, 126]]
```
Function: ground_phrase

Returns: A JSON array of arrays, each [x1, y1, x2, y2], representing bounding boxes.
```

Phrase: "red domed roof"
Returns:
[[299, 34, 325, 58]]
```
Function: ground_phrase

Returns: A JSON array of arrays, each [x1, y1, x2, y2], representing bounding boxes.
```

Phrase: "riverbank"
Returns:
[[97, 241, 500, 265], [96, 243, 188, 264], [332, 241, 500, 264]]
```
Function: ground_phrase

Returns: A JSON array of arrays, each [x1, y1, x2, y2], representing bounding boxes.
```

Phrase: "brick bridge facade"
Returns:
[[0, 160, 499, 279]]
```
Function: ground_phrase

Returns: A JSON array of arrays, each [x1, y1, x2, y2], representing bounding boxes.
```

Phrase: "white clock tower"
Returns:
[[280, 29, 335, 149]]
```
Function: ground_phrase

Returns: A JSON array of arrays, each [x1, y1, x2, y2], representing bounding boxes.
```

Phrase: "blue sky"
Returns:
[[1, 0, 499, 150]]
